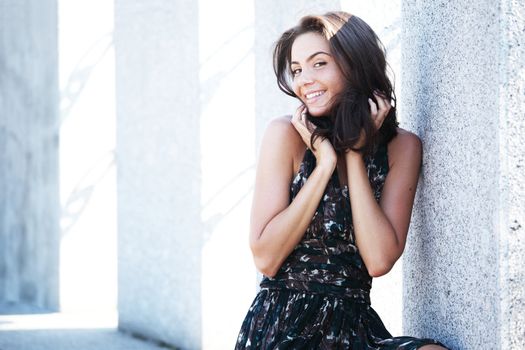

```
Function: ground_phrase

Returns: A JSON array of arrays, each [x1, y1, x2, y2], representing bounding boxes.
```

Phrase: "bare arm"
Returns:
[[250, 107, 337, 277], [345, 132, 422, 277]]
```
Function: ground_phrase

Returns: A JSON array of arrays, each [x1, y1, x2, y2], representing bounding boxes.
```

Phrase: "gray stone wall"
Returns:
[[498, 1, 525, 348], [114, 1, 202, 349], [401, 0, 524, 349], [0, 0, 60, 311]]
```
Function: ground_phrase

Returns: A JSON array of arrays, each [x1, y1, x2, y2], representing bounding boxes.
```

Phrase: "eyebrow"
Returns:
[[291, 51, 332, 65]]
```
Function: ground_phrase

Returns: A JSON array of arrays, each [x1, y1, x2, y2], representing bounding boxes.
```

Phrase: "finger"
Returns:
[[299, 105, 307, 118], [373, 91, 391, 115], [383, 97, 391, 110], [291, 106, 311, 144], [373, 98, 390, 130], [380, 99, 391, 121], [368, 98, 378, 118], [292, 105, 305, 125], [304, 118, 315, 133], [373, 89, 388, 100], [294, 104, 304, 118], [300, 108, 310, 128], [373, 92, 387, 112]]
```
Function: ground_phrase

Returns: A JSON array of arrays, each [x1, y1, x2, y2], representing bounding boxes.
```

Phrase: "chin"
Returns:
[[307, 109, 329, 117], [305, 103, 332, 117]]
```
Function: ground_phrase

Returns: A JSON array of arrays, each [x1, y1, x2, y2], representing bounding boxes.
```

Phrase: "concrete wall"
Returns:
[[115, 1, 259, 348], [0, 0, 60, 311], [498, 2, 525, 348], [114, 1, 202, 349], [401, 0, 525, 349]]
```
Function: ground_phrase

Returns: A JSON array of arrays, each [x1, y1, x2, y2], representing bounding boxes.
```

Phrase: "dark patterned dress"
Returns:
[[235, 143, 448, 349]]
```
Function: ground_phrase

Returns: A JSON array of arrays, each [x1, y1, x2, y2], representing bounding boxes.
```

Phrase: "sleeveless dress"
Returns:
[[235, 143, 448, 349]]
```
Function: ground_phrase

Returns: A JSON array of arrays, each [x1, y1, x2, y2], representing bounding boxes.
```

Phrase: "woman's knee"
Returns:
[[419, 345, 447, 350]]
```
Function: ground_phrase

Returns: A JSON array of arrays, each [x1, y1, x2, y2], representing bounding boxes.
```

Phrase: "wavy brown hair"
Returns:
[[273, 11, 398, 154]]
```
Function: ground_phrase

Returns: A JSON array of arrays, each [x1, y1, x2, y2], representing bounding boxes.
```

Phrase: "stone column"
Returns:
[[0, 0, 60, 312], [401, 1, 524, 348], [114, 1, 201, 348]]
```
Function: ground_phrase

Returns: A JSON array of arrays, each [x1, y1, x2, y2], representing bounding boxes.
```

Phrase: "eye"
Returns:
[[291, 67, 302, 77], [314, 61, 327, 68]]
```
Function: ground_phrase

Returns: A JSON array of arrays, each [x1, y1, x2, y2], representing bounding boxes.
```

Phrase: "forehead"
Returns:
[[291, 32, 331, 62]]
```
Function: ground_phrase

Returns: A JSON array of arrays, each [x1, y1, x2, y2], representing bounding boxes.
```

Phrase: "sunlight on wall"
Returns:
[[0, 312, 116, 331], [198, 1, 257, 348], [58, 0, 117, 313]]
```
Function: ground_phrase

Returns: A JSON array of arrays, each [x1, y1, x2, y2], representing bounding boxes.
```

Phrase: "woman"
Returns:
[[236, 11, 448, 349]]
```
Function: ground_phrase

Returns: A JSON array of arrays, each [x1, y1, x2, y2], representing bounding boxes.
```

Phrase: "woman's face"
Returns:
[[290, 32, 346, 117]]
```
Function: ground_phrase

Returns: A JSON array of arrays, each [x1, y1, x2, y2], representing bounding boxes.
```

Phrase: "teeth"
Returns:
[[306, 91, 324, 99]]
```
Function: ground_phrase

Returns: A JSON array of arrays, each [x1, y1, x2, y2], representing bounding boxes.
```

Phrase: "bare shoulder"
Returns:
[[265, 116, 301, 143], [262, 116, 306, 167], [266, 115, 297, 137], [387, 128, 422, 168]]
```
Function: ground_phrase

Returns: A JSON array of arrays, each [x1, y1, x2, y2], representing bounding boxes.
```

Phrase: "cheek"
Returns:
[[327, 69, 346, 94], [330, 78, 346, 97], [291, 81, 300, 97], [292, 85, 306, 104]]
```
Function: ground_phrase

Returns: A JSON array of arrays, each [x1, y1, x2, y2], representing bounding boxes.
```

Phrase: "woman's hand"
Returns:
[[355, 91, 392, 148], [291, 105, 337, 168]]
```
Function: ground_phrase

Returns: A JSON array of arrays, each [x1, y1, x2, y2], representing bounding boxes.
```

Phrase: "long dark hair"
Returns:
[[273, 11, 398, 154]]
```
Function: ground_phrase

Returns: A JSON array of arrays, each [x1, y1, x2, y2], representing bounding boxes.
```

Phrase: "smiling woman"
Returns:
[[235, 11, 449, 350]]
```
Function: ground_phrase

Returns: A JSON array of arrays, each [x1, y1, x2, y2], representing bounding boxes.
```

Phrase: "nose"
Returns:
[[296, 68, 314, 87]]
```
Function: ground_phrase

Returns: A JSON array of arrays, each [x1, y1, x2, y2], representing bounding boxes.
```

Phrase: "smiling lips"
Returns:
[[305, 90, 325, 100]]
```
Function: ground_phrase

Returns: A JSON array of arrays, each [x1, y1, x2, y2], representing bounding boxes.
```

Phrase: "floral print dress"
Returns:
[[235, 143, 447, 349]]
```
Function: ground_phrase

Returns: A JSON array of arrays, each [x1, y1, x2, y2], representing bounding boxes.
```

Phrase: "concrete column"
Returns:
[[498, 2, 525, 348], [0, 0, 60, 311], [114, 1, 201, 349], [401, 1, 524, 348]]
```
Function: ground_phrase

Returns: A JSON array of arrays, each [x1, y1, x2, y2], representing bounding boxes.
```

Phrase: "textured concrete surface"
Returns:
[[0, 0, 60, 310], [401, 0, 525, 349], [115, 1, 202, 349], [0, 311, 171, 350], [498, 1, 525, 349]]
